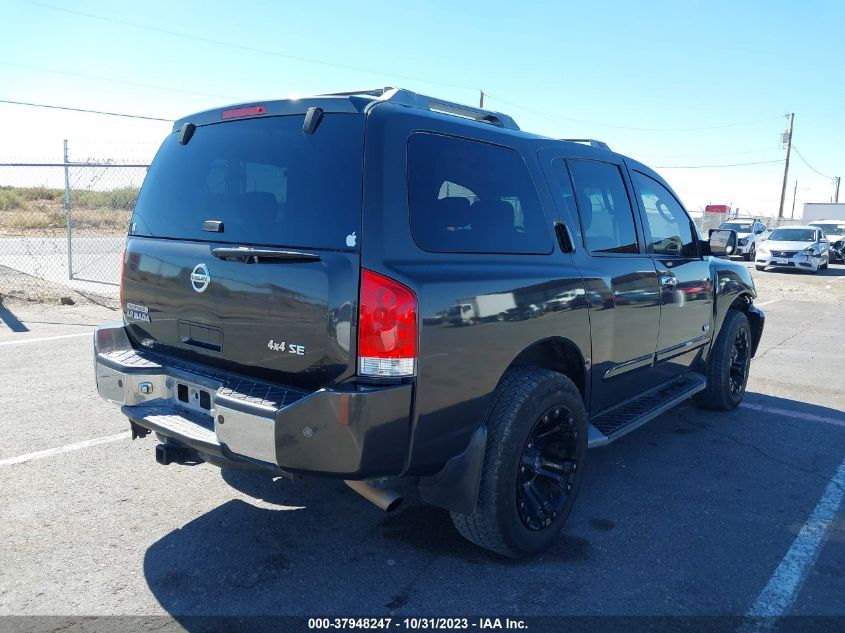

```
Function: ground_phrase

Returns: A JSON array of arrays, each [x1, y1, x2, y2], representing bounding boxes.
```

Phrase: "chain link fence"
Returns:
[[694, 212, 803, 237], [0, 138, 815, 303], [0, 140, 150, 303]]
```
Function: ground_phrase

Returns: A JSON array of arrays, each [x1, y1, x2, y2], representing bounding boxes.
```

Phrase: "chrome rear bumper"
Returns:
[[94, 323, 413, 477]]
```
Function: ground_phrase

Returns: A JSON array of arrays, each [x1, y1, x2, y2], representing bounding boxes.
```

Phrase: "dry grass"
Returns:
[[0, 186, 135, 236]]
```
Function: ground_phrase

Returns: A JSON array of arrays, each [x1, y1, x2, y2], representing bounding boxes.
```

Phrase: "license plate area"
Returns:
[[775, 257, 789, 264], [173, 380, 214, 417]]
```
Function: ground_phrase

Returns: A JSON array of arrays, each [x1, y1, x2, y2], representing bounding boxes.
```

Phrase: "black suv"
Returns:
[[94, 88, 764, 557]]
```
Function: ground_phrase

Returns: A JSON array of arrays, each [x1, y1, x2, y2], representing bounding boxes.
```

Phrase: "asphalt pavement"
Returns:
[[0, 264, 843, 629]]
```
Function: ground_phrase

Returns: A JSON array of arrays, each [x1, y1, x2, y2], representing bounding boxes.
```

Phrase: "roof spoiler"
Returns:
[[320, 87, 520, 130]]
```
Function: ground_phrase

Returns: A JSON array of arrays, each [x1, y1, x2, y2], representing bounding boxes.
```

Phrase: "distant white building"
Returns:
[[802, 203, 845, 222]]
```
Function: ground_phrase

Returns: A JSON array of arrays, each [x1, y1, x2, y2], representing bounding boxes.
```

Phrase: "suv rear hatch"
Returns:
[[123, 108, 364, 390]]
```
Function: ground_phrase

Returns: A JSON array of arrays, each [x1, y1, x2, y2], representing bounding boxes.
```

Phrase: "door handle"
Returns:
[[660, 274, 677, 287], [554, 221, 575, 253]]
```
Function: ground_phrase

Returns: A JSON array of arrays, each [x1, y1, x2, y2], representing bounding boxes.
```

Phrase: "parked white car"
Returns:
[[808, 220, 845, 263], [755, 225, 830, 273], [718, 218, 769, 261]]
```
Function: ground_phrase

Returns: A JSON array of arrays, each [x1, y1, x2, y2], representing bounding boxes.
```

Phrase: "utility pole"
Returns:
[[479, 90, 485, 108], [777, 112, 794, 219], [790, 180, 797, 218], [834, 176, 840, 203]]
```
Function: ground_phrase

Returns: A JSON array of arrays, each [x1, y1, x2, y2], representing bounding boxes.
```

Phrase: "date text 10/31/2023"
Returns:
[[307, 617, 528, 630]]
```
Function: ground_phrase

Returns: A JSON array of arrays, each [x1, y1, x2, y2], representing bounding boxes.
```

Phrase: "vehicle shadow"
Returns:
[[142, 391, 845, 621], [0, 300, 29, 332]]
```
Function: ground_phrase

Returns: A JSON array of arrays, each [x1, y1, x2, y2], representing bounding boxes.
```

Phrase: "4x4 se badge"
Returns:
[[190, 263, 210, 293]]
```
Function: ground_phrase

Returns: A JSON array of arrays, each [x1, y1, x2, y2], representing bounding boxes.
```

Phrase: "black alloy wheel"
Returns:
[[516, 405, 579, 531], [728, 326, 750, 398]]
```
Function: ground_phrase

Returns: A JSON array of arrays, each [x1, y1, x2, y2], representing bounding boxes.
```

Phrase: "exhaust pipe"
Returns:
[[344, 480, 403, 512]]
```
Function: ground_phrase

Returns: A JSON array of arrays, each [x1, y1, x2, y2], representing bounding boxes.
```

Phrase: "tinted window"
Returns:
[[811, 223, 845, 235], [407, 133, 551, 254], [568, 160, 639, 254], [132, 114, 364, 248], [768, 228, 817, 242], [633, 172, 697, 257], [721, 222, 753, 232], [548, 159, 583, 245]]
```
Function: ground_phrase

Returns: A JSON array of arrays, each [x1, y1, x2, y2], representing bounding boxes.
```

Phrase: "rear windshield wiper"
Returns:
[[211, 247, 321, 264]]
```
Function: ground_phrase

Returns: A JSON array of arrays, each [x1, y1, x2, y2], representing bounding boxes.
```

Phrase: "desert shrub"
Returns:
[[0, 189, 26, 211]]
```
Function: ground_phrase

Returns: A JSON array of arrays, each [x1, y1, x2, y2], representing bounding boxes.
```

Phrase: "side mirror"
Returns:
[[708, 228, 737, 257]]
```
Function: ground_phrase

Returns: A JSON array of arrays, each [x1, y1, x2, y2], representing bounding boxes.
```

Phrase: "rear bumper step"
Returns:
[[94, 323, 413, 478]]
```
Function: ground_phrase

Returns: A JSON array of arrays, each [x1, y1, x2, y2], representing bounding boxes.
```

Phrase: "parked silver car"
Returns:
[[755, 226, 830, 273]]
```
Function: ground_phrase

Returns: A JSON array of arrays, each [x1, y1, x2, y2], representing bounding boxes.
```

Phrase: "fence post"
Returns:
[[63, 139, 73, 280]]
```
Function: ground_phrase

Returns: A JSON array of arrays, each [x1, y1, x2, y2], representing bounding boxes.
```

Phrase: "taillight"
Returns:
[[358, 270, 418, 378], [118, 244, 126, 310], [221, 105, 267, 119]]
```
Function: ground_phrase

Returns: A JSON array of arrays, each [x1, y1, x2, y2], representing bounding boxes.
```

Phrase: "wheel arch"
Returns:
[[418, 336, 589, 515], [507, 336, 588, 403], [722, 293, 764, 357]]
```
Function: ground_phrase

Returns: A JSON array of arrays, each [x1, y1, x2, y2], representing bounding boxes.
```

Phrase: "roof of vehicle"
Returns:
[[171, 86, 619, 155], [769, 225, 820, 231]]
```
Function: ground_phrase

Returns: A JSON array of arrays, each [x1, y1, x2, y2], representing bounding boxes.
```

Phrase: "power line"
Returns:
[[485, 93, 782, 132], [18, 0, 786, 135], [791, 146, 835, 180], [20, 0, 476, 93], [654, 159, 785, 169], [0, 62, 240, 100], [0, 99, 172, 122], [636, 147, 782, 159]]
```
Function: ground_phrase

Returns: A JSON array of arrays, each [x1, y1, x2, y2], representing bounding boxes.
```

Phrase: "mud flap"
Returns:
[[417, 425, 487, 514]]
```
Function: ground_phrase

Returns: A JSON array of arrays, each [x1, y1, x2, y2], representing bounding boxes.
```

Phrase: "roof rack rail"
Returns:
[[319, 87, 520, 130], [561, 138, 611, 151]]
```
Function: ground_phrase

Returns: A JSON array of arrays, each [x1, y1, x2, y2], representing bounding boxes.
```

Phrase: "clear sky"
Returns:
[[2, 0, 843, 218]]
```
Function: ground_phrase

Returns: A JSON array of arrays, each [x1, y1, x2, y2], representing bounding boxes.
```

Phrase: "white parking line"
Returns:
[[0, 432, 130, 467], [0, 331, 91, 346], [739, 403, 845, 429], [755, 299, 780, 307], [744, 457, 845, 626]]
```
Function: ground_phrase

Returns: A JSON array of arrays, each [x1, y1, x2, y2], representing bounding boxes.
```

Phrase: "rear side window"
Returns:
[[407, 133, 551, 254], [568, 160, 639, 254], [132, 114, 364, 249]]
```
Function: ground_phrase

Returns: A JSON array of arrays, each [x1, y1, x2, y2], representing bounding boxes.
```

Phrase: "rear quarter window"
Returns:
[[407, 133, 551, 254]]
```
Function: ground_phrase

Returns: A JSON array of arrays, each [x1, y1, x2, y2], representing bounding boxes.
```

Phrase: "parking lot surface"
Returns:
[[1, 262, 843, 626]]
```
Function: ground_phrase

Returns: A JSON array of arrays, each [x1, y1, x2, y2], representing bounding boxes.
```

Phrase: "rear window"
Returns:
[[407, 133, 551, 254], [131, 114, 364, 249]]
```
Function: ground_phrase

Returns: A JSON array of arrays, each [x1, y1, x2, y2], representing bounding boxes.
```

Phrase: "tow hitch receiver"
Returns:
[[155, 443, 199, 466]]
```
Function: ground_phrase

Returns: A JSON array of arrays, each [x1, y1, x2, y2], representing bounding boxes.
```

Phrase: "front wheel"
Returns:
[[755, 265, 766, 271], [694, 309, 752, 410], [450, 367, 587, 558]]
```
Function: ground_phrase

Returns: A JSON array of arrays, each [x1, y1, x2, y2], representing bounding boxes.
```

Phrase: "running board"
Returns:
[[587, 373, 707, 448]]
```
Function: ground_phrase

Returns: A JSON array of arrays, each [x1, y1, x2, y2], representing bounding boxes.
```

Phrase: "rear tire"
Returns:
[[450, 367, 587, 558], [755, 265, 766, 271], [693, 309, 751, 411]]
